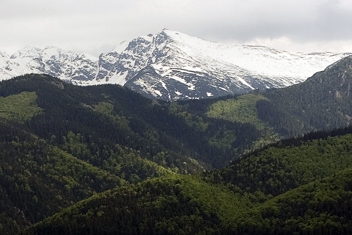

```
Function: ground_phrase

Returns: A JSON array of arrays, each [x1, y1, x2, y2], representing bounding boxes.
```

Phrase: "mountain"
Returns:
[[0, 54, 351, 171], [142, 53, 352, 167], [256, 55, 352, 136], [1, 29, 350, 100], [0, 122, 124, 234], [0, 73, 262, 234], [21, 126, 352, 235], [116, 30, 350, 100], [2, 55, 352, 233], [0, 74, 214, 173], [0, 46, 98, 82]]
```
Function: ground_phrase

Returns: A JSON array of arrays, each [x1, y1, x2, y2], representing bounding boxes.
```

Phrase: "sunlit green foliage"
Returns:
[[0, 91, 42, 122], [94, 101, 129, 129], [180, 175, 253, 224], [207, 93, 268, 130], [168, 102, 208, 131], [61, 131, 174, 182], [204, 93, 280, 152]]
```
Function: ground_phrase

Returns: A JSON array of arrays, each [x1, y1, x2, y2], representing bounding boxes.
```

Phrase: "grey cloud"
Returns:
[[1, 0, 352, 55], [179, 0, 352, 43], [312, 1, 352, 40]]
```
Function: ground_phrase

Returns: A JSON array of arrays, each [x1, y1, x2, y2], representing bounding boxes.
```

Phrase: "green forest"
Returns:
[[21, 129, 352, 234], [1, 55, 352, 234]]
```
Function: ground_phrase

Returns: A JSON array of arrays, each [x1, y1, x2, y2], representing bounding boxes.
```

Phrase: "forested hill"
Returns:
[[0, 73, 241, 171], [256, 55, 352, 136], [171, 55, 352, 148], [1, 54, 352, 171], [180, 54, 352, 160], [22, 126, 352, 234], [0, 73, 263, 233]]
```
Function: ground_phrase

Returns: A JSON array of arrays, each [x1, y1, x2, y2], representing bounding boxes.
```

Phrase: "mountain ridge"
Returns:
[[1, 29, 350, 100]]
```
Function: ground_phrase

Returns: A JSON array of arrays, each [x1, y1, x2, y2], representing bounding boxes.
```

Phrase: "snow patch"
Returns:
[[108, 71, 128, 86], [113, 41, 129, 54]]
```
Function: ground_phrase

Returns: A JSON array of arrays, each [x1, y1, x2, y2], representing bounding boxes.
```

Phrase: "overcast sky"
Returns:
[[1, 0, 352, 56]]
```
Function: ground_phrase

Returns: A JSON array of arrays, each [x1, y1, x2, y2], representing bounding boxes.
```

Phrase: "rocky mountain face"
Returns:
[[0, 46, 98, 83], [0, 29, 350, 101]]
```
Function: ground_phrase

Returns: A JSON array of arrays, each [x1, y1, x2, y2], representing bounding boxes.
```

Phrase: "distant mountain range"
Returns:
[[0, 29, 350, 100]]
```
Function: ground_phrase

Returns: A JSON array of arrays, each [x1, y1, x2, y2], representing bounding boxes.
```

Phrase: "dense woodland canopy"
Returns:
[[22, 128, 352, 234], [1, 54, 352, 235]]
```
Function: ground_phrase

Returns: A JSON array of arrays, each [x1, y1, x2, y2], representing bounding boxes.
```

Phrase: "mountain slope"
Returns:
[[0, 74, 210, 173], [1, 29, 350, 100], [0, 74, 270, 169], [0, 121, 123, 235], [206, 126, 352, 197], [184, 55, 352, 138], [121, 30, 350, 100], [256, 55, 352, 136], [230, 167, 352, 234], [21, 175, 252, 235], [21, 127, 352, 235]]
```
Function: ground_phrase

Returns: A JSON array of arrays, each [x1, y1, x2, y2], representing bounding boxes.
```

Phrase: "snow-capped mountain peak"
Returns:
[[1, 46, 98, 83], [10, 46, 42, 59], [0, 29, 351, 101], [106, 30, 350, 100]]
